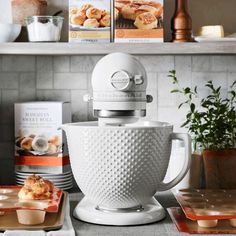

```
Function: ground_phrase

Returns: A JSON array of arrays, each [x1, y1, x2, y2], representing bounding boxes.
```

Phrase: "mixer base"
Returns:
[[73, 197, 166, 226]]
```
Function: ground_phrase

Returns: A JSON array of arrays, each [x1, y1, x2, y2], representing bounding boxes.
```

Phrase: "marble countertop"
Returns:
[[69, 190, 185, 236]]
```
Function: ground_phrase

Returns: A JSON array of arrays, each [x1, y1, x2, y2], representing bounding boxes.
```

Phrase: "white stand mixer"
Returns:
[[62, 53, 191, 226]]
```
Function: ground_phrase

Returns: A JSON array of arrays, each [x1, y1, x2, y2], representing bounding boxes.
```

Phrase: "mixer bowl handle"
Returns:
[[156, 133, 192, 192]]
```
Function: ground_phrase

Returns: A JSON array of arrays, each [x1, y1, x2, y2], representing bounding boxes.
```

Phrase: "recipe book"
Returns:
[[114, 0, 164, 43], [69, 0, 111, 43]]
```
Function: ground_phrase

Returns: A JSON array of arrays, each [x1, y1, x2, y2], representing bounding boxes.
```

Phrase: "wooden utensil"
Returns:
[[171, 0, 195, 42]]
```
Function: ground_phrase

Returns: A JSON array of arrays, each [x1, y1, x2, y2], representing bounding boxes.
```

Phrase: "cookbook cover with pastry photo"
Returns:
[[115, 0, 163, 42], [69, 0, 111, 43]]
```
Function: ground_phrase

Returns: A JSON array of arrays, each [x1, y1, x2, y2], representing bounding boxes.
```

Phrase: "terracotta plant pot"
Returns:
[[189, 153, 203, 189], [203, 149, 236, 189]]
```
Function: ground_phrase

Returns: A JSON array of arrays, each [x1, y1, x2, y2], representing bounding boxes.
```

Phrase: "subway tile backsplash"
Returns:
[[0, 55, 234, 184]]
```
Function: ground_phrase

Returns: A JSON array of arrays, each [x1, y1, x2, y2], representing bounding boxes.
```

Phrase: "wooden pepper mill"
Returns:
[[171, 0, 195, 42]]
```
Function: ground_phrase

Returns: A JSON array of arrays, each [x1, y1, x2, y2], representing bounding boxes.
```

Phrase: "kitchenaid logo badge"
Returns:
[[110, 71, 130, 90]]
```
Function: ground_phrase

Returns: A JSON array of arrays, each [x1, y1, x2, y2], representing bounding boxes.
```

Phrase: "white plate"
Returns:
[[15, 174, 73, 181], [15, 171, 72, 178], [15, 178, 73, 184], [15, 177, 73, 185], [57, 184, 73, 190], [15, 175, 73, 180], [15, 177, 72, 183], [15, 180, 73, 188], [55, 185, 73, 190], [61, 185, 73, 190], [15, 170, 72, 175], [195, 36, 236, 42]]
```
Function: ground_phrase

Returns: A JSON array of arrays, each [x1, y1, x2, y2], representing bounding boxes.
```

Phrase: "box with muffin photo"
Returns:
[[69, 0, 111, 43], [115, 0, 163, 42]]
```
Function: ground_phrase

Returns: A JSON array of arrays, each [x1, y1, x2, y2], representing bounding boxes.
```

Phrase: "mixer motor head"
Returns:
[[84, 53, 153, 125]]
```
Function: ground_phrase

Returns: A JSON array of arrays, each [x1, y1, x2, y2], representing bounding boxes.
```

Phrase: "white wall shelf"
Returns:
[[1, 42, 236, 55]]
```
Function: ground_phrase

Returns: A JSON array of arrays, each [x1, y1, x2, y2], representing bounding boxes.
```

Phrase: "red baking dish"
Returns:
[[0, 186, 63, 213], [175, 189, 236, 221]]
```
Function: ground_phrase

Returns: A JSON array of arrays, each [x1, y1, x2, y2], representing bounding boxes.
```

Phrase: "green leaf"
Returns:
[[169, 70, 176, 74], [178, 103, 184, 109], [171, 89, 180, 93], [216, 87, 221, 93], [186, 112, 192, 118], [181, 120, 190, 127], [206, 81, 214, 90], [230, 91, 236, 97], [184, 87, 191, 94], [231, 80, 236, 87], [191, 103, 195, 112]]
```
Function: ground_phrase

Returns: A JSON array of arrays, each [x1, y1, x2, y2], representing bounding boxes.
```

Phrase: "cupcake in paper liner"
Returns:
[[32, 135, 49, 153]]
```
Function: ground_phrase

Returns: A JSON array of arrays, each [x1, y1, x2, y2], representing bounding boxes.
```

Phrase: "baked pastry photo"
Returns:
[[135, 5, 159, 17], [100, 14, 111, 27], [20, 137, 33, 151], [32, 135, 49, 152], [115, 0, 163, 30], [15, 133, 61, 156], [79, 3, 94, 14], [134, 12, 157, 29], [71, 12, 87, 26], [115, 2, 126, 11], [69, 7, 78, 15], [18, 175, 54, 200], [115, 8, 120, 20], [101, 10, 110, 17], [70, 4, 111, 28], [121, 4, 139, 21], [83, 18, 100, 28], [86, 7, 102, 20]]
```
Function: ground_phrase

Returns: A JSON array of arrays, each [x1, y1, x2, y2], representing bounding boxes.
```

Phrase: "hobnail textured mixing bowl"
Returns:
[[63, 121, 191, 209]]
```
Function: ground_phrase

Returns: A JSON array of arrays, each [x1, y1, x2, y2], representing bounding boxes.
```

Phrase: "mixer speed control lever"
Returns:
[[134, 75, 144, 85]]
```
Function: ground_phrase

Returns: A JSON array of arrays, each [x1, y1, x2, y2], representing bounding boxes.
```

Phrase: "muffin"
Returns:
[[18, 175, 54, 200]]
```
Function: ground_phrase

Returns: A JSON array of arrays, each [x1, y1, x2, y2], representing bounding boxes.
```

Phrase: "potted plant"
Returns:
[[168, 70, 236, 189]]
